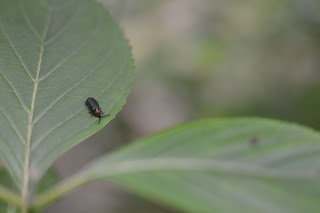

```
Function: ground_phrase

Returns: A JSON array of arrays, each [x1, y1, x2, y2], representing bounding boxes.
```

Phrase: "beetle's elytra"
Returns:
[[85, 97, 110, 124]]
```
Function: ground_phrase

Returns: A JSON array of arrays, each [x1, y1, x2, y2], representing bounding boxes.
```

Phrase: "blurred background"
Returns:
[[46, 0, 320, 212]]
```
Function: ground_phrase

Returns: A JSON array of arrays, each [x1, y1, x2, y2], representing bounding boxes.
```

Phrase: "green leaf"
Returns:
[[0, 0, 133, 199], [74, 118, 320, 213]]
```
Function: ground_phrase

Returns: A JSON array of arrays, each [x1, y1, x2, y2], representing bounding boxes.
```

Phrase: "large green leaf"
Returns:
[[78, 118, 320, 213], [0, 0, 133, 196]]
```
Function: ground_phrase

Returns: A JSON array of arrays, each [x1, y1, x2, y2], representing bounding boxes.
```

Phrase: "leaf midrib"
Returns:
[[22, 9, 52, 202], [88, 157, 317, 181]]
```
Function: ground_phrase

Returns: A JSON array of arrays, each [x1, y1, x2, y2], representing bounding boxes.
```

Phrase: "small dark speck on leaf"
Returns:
[[250, 137, 259, 147]]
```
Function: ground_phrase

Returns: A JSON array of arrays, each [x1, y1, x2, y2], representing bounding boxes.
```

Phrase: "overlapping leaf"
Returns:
[[85, 118, 320, 213]]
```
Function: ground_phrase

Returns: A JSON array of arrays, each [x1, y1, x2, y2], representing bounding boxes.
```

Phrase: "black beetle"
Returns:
[[85, 97, 110, 124]]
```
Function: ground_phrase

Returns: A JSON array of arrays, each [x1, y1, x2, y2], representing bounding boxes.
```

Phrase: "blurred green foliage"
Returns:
[[44, 0, 320, 212], [103, 0, 320, 132]]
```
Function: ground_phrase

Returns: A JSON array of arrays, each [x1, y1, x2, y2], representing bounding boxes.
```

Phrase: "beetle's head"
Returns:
[[94, 108, 101, 115]]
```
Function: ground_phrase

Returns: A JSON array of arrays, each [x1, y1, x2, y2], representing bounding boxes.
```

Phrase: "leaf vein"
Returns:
[[0, 22, 35, 81], [0, 71, 30, 113], [0, 107, 24, 145], [31, 57, 129, 153], [0, 134, 23, 170], [22, 7, 52, 201], [19, 1, 42, 40], [34, 10, 114, 122], [39, 37, 90, 82], [34, 49, 113, 123], [44, 2, 80, 46], [33, 65, 130, 170], [90, 158, 317, 181], [39, 7, 103, 82]]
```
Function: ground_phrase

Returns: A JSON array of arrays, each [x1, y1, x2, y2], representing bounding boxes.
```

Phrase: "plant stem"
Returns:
[[32, 173, 90, 210], [0, 185, 24, 208]]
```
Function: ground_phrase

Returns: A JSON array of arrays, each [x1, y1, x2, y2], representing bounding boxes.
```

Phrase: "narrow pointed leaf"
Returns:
[[84, 118, 320, 213], [0, 0, 133, 193]]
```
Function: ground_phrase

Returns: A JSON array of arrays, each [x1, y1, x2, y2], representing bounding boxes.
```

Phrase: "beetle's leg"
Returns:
[[87, 111, 94, 117], [98, 116, 101, 124]]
